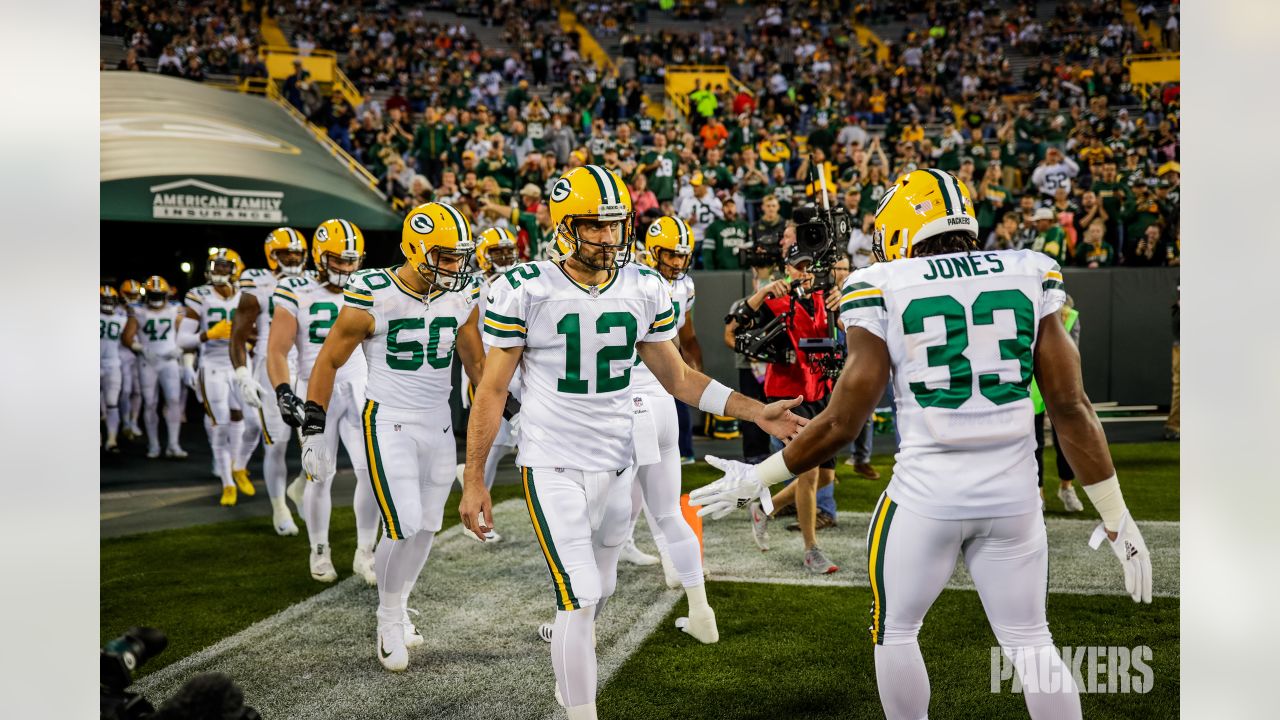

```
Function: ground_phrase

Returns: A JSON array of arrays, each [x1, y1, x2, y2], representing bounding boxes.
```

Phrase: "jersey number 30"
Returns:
[[903, 290, 1034, 409]]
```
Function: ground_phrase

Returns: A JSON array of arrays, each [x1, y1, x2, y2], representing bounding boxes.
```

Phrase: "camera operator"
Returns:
[[729, 244, 840, 574]]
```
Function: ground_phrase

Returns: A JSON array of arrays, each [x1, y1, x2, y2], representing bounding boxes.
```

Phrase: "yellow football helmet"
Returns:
[[142, 276, 172, 309], [119, 279, 143, 304], [476, 226, 519, 275], [100, 285, 120, 313], [400, 202, 476, 293], [264, 227, 308, 276], [312, 219, 365, 288], [872, 169, 978, 262], [549, 165, 634, 270], [206, 248, 244, 286], [642, 216, 695, 280]]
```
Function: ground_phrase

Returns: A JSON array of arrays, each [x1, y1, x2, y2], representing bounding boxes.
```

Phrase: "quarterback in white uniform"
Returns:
[[121, 276, 187, 459], [626, 216, 708, 593], [268, 219, 381, 584], [117, 279, 145, 440], [691, 169, 1153, 720], [230, 227, 309, 536], [459, 165, 806, 720], [304, 204, 486, 672], [178, 248, 256, 506], [100, 286, 125, 452]]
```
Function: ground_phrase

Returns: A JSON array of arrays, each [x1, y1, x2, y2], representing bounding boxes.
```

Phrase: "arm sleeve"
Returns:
[[481, 277, 527, 348], [837, 269, 889, 341]]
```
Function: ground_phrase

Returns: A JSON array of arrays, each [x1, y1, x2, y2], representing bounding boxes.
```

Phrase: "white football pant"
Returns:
[[139, 358, 183, 453], [630, 394, 703, 588], [296, 378, 379, 552], [252, 361, 293, 502], [101, 362, 123, 441], [197, 364, 238, 488]]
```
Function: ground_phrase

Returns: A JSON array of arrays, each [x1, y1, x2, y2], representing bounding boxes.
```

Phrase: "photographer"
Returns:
[[728, 245, 840, 574]]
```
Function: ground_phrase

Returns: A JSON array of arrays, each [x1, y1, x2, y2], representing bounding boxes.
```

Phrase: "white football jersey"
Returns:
[[134, 304, 183, 358], [343, 267, 481, 411], [838, 249, 1066, 520], [483, 260, 678, 471], [184, 284, 241, 369], [630, 273, 695, 397], [100, 310, 125, 365], [272, 276, 367, 383], [478, 273, 524, 396]]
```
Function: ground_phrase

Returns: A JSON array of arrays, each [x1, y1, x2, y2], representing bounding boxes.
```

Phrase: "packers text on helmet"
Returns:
[[549, 165, 634, 271], [476, 227, 519, 275], [872, 169, 978, 262], [642, 216, 695, 281], [400, 202, 476, 294], [264, 227, 308, 276], [312, 219, 365, 289]]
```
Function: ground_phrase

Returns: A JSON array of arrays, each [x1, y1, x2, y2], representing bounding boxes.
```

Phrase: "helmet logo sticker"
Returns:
[[316, 226, 329, 241], [551, 178, 571, 202], [648, 223, 662, 236], [410, 213, 434, 234]]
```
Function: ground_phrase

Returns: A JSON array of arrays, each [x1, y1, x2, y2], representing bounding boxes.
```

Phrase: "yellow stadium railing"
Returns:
[[259, 45, 364, 108], [664, 65, 750, 117], [557, 8, 616, 73]]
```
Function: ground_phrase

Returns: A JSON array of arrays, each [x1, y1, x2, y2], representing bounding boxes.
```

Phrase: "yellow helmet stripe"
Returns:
[[585, 164, 616, 205], [440, 202, 470, 246]]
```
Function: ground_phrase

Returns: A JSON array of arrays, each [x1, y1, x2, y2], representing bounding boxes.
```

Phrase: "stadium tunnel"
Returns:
[[100, 72, 402, 287]]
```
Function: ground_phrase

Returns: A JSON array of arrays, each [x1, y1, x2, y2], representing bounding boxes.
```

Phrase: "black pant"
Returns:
[[1034, 412, 1076, 487], [737, 367, 772, 462]]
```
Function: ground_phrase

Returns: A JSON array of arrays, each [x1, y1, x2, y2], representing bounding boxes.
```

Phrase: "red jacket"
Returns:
[[762, 291, 834, 402]]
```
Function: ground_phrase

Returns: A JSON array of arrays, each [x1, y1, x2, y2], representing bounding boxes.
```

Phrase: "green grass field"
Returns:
[[102, 442, 1179, 716]]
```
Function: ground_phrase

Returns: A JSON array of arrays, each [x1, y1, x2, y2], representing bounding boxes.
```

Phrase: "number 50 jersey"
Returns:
[[839, 249, 1067, 520], [342, 268, 481, 411], [483, 260, 678, 472]]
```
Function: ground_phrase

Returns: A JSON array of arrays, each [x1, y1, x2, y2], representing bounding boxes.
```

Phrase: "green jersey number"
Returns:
[[385, 316, 458, 371], [556, 312, 638, 394], [503, 264, 542, 290], [206, 307, 235, 325], [100, 319, 122, 340], [902, 290, 1035, 409], [307, 302, 338, 344], [142, 318, 172, 341]]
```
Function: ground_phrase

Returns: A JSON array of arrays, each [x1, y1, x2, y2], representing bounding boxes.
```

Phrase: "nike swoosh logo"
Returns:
[[380, 641, 393, 659], [616, 469, 625, 476], [443, 425, 451, 433]]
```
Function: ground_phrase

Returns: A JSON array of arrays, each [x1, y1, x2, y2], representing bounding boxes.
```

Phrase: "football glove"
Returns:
[[205, 319, 232, 341], [181, 365, 198, 391], [689, 455, 774, 520], [1088, 511, 1153, 604], [300, 433, 334, 484], [234, 365, 264, 409], [275, 384, 305, 428]]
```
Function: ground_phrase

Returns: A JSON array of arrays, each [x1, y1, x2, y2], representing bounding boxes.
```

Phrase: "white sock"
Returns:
[[143, 402, 161, 452], [228, 419, 247, 471], [304, 476, 333, 549], [684, 582, 711, 613], [875, 642, 931, 720], [565, 704, 598, 720], [262, 439, 288, 500], [210, 424, 234, 488], [375, 533, 433, 622], [164, 400, 183, 449], [105, 405, 120, 444], [1008, 645, 1083, 720], [352, 467, 380, 550], [551, 609, 597, 708]]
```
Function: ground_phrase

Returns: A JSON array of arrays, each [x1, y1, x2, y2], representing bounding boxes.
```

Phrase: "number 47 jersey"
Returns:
[[342, 268, 481, 411], [839, 249, 1066, 520]]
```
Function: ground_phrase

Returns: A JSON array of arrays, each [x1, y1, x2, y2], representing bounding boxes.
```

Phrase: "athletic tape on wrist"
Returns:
[[698, 380, 733, 415], [1082, 474, 1127, 532], [755, 451, 794, 487]]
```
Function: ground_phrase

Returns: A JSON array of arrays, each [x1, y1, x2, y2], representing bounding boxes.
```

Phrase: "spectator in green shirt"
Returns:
[[702, 198, 751, 270], [1028, 207, 1069, 264], [1072, 221, 1116, 268], [640, 133, 680, 203]]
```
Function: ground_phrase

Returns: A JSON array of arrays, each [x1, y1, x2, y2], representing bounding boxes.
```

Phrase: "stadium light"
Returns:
[[180, 262, 192, 273]]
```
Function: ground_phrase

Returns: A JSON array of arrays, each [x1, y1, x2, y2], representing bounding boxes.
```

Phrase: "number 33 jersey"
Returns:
[[342, 268, 480, 411], [273, 276, 368, 383], [839, 249, 1066, 520], [483, 260, 678, 472]]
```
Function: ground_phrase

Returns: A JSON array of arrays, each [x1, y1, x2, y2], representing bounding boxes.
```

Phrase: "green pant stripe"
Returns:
[[525, 468, 579, 610], [363, 400, 403, 539], [873, 499, 898, 645]]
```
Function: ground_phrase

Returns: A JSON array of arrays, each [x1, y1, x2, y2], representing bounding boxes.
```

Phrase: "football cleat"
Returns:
[[619, 539, 659, 566], [353, 547, 377, 586], [658, 547, 681, 589], [232, 469, 256, 496], [165, 445, 188, 459], [271, 499, 299, 536], [376, 620, 409, 672], [677, 606, 719, 644], [220, 485, 236, 507], [803, 546, 839, 575], [310, 545, 337, 583], [538, 622, 554, 643], [1058, 485, 1085, 512], [104, 439, 120, 454], [403, 608, 424, 649], [749, 500, 770, 552]]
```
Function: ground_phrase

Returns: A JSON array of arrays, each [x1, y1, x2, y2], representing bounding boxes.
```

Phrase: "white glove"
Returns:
[[181, 365, 198, 390], [688, 455, 774, 521], [507, 412, 521, 443], [1089, 511, 1153, 604], [300, 433, 335, 484], [234, 365, 264, 409]]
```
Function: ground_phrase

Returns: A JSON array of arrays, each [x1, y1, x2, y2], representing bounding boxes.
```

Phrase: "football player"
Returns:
[[121, 276, 187, 458], [268, 220, 381, 584], [690, 169, 1154, 720], [100, 286, 125, 453], [459, 166, 806, 719], [230, 227, 308, 536], [302, 204, 486, 672], [464, 226, 522, 542], [624, 216, 709, 593], [178, 248, 255, 506], [118, 279, 145, 440]]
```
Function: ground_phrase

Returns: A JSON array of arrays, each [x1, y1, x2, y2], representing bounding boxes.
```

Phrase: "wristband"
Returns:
[[1082, 474, 1127, 532], [754, 451, 794, 487], [697, 380, 733, 415], [275, 383, 294, 400]]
